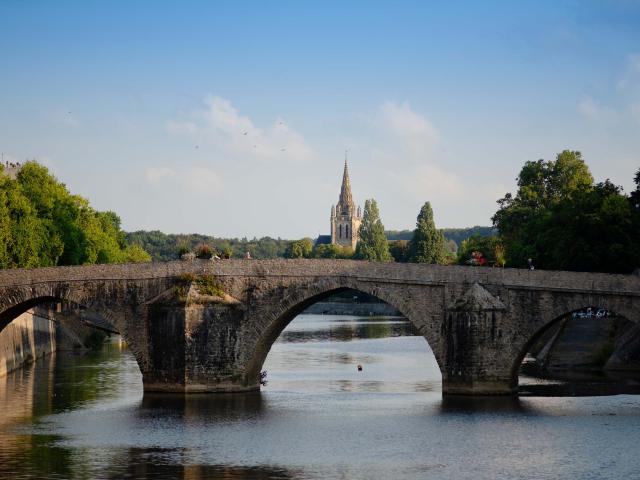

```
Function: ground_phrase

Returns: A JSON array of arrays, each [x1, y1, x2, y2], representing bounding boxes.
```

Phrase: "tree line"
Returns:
[[0, 161, 150, 268], [125, 231, 292, 261]]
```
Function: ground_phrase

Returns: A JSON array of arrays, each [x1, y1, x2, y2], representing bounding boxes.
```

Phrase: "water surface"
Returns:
[[0, 314, 639, 479]]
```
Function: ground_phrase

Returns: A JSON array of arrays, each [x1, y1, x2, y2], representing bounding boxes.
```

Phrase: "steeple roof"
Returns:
[[338, 155, 354, 209]]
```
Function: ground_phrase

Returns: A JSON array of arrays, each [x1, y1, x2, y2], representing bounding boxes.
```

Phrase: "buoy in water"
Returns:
[[357, 364, 363, 371]]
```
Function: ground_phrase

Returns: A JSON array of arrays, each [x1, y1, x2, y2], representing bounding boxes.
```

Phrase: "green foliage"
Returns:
[[631, 167, 640, 211], [311, 243, 354, 259], [195, 243, 215, 259], [457, 234, 502, 266], [0, 160, 151, 269], [388, 240, 410, 263], [387, 226, 496, 247], [122, 244, 152, 263], [408, 202, 447, 264], [177, 272, 198, 283], [493, 152, 640, 273], [494, 244, 506, 268], [173, 273, 224, 302], [125, 230, 291, 261], [285, 238, 313, 258], [177, 242, 191, 257], [194, 274, 225, 297], [355, 199, 392, 262]]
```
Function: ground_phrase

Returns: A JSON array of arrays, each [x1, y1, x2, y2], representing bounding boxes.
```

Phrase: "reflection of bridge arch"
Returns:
[[243, 282, 444, 387]]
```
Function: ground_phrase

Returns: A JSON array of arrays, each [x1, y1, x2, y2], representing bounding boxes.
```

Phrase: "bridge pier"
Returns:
[[440, 283, 516, 395], [442, 377, 514, 395], [142, 286, 257, 393]]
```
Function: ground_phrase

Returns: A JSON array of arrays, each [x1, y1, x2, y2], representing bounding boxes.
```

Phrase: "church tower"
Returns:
[[331, 157, 362, 249]]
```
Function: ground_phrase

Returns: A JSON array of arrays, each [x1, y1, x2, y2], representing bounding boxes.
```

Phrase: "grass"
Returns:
[[194, 274, 225, 297], [172, 273, 225, 302]]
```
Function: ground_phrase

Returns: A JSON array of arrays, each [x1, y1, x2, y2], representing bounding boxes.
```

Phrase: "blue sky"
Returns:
[[1, 1, 639, 238]]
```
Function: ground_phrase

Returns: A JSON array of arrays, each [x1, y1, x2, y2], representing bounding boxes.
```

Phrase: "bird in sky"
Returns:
[[243, 131, 248, 135]]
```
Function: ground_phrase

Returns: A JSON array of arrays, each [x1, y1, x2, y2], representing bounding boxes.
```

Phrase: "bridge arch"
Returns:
[[0, 285, 146, 378], [243, 278, 445, 388], [508, 298, 640, 389]]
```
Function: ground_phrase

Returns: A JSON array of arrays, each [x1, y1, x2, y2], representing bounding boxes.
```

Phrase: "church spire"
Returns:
[[338, 152, 353, 210]]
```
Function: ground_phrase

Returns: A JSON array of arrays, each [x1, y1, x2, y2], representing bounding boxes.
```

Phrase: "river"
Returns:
[[0, 314, 639, 479]]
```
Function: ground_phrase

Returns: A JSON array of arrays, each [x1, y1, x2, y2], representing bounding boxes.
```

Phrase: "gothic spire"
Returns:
[[338, 153, 354, 211]]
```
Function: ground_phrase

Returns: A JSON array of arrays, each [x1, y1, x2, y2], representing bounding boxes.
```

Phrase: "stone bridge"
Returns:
[[0, 259, 638, 395]]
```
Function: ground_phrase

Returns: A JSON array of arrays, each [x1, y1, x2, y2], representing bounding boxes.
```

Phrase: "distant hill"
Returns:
[[386, 226, 496, 246]]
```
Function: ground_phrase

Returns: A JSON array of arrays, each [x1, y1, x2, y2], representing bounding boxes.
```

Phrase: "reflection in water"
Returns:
[[439, 395, 529, 414], [141, 392, 266, 421], [519, 358, 640, 396], [0, 315, 638, 479], [277, 315, 417, 343], [263, 314, 439, 395]]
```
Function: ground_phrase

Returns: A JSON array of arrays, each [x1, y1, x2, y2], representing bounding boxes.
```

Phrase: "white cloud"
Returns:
[[145, 165, 222, 197], [167, 96, 312, 162], [184, 166, 223, 196], [577, 96, 617, 122], [617, 53, 640, 90], [377, 101, 439, 156], [145, 166, 175, 184], [354, 100, 506, 228], [408, 164, 464, 199]]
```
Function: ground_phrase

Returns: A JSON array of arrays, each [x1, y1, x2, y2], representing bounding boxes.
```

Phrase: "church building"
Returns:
[[316, 158, 362, 250]]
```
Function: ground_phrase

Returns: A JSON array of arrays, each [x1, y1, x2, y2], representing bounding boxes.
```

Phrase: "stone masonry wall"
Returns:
[[0, 307, 56, 377]]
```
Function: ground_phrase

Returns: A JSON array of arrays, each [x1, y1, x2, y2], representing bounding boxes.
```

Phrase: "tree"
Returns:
[[493, 151, 595, 268], [493, 152, 640, 273], [535, 180, 640, 272], [408, 202, 447, 264], [123, 244, 152, 263], [177, 242, 191, 257], [631, 167, 640, 211], [355, 199, 391, 261], [388, 240, 410, 263], [457, 234, 501, 266], [311, 244, 353, 259], [0, 160, 152, 268], [285, 238, 313, 258], [195, 243, 215, 259]]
